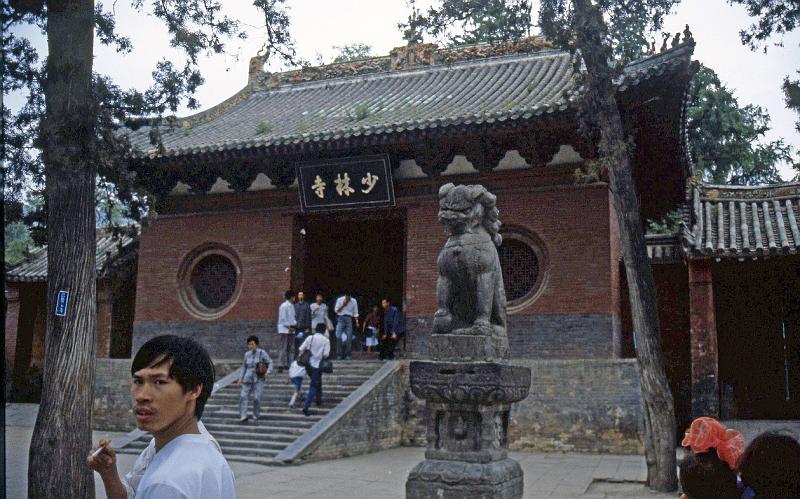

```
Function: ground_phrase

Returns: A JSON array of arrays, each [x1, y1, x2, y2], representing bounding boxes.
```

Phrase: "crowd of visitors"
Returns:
[[679, 416, 800, 499], [236, 290, 405, 421]]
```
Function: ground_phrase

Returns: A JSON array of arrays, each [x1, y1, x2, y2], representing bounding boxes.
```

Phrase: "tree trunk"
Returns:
[[28, 1, 98, 498], [572, 0, 677, 491]]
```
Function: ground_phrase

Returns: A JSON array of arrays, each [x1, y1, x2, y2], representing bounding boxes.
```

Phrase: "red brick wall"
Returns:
[[401, 183, 615, 319], [134, 208, 294, 322]]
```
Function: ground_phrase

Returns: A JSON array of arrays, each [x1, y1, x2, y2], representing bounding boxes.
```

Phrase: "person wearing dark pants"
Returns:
[[277, 290, 297, 369], [380, 298, 405, 360], [293, 291, 312, 356], [334, 292, 359, 360], [299, 324, 331, 416]]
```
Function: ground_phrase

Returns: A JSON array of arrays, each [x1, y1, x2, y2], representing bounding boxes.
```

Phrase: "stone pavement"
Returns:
[[6, 403, 676, 498]]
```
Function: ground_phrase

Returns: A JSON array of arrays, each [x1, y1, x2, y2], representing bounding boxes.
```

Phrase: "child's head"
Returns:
[[315, 323, 327, 335], [679, 450, 739, 499], [739, 432, 800, 499], [679, 417, 744, 499]]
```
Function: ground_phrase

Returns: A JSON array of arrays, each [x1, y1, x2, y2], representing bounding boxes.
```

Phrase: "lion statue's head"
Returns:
[[437, 183, 502, 246]]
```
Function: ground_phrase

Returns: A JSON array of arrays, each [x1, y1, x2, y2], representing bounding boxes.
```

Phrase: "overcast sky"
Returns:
[[9, 0, 800, 179]]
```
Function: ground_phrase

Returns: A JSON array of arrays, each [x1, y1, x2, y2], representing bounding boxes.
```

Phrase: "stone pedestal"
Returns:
[[406, 361, 530, 499], [407, 183, 531, 498]]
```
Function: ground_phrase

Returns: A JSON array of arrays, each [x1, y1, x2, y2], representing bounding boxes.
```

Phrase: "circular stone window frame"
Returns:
[[499, 226, 550, 314], [177, 243, 243, 320]]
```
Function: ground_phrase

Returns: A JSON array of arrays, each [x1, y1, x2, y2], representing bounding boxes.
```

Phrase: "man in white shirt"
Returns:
[[277, 290, 298, 369], [310, 293, 332, 338], [87, 335, 235, 499], [298, 323, 331, 416], [334, 291, 359, 360]]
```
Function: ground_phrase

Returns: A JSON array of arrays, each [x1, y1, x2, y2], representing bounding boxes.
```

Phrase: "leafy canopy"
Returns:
[[688, 65, 793, 184], [332, 43, 375, 62], [3, 0, 298, 244], [728, 0, 800, 136]]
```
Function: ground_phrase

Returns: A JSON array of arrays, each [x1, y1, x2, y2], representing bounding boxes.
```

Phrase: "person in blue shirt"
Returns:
[[380, 298, 405, 360], [235, 335, 273, 423]]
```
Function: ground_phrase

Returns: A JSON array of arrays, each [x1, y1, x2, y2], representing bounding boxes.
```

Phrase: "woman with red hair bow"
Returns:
[[678, 417, 745, 499]]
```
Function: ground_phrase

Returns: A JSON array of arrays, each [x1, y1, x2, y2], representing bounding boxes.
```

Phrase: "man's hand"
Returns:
[[87, 439, 127, 499], [235, 379, 242, 385], [87, 439, 117, 475]]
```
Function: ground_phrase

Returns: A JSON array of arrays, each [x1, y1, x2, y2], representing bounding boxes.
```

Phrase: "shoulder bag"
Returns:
[[297, 337, 312, 367], [255, 349, 269, 378]]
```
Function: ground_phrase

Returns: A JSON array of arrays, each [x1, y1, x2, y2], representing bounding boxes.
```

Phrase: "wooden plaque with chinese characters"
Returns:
[[296, 155, 395, 212]]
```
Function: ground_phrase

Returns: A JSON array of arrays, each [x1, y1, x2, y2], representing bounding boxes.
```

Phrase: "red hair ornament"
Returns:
[[681, 417, 745, 470]]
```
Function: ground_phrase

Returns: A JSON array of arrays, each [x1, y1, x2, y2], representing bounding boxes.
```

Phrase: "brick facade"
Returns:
[[133, 175, 620, 361]]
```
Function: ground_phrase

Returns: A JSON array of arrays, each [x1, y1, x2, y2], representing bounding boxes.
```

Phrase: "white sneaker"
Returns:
[[289, 394, 297, 407]]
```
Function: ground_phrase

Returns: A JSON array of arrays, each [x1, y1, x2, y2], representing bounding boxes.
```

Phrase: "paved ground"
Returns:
[[6, 403, 679, 498]]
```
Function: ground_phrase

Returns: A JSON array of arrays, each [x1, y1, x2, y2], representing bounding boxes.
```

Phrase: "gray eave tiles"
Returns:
[[6, 228, 138, 282], [686, 183, 800, 259], [125, 44, 693, 160]]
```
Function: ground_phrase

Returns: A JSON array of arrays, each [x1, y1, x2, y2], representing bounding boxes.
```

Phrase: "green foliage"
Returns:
[[785, 72, 800, 135], [3, 0, 298, 241], [688, 65, 793, 184], [255, 121, 274, 135], [728, 0, 800, 179], [345, 103, 372, 122], [538, 0, 682, 63], [400, 0, 533, 45], [332, 43, 375, 62], [4, 222, 35, 265], [727, 0, 800, 51], [646, 209, 684, 234]]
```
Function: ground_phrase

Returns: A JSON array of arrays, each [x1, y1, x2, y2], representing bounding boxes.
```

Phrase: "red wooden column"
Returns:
[[688, 258, 719, 418], [96, 280, 113, 358], [4, 285, 21, 385]]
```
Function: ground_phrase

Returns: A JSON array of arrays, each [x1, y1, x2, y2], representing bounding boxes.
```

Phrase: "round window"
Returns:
[[178, 245, 242, 320], [497, 229, 548, 313]]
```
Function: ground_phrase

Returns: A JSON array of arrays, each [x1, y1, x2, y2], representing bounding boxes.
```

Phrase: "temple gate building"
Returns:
[[6, 37, 797, 452]]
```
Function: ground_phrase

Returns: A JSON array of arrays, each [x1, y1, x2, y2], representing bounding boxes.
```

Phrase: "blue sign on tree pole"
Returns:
[[55, 290, 69, 317]]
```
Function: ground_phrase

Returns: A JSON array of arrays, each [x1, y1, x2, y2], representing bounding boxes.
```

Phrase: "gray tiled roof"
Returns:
[[685, 183, 800, 258], [126, 44, 694, 159], [6, 228, 138, 282]]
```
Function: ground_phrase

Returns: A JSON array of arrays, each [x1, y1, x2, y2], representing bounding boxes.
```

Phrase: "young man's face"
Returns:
[[381, 299, 389, 309], [131, 360, 200, 434], [315, 294, 323, 303], [247, 340, 257, 352], [297, 291, 305, 302]]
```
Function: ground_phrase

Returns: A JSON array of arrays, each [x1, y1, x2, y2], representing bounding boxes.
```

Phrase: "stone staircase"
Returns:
[[117, 360, 383, 465]]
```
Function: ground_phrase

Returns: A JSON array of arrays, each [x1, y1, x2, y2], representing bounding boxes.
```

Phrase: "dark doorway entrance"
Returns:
[[715, 256, 800, 419], [294, 209, 406, 318]]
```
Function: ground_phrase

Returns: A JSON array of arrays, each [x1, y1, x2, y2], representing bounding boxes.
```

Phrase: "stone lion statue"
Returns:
[[433, 183, 507, 336]]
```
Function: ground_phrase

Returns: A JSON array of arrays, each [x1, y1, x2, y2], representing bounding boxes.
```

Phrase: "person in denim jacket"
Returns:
[[236, 335, 273, 422]]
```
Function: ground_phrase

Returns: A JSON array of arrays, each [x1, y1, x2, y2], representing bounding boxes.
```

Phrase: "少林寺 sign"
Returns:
[[296, 155, 395, 212]]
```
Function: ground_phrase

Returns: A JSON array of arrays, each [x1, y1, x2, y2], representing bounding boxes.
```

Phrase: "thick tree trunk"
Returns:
[[572, 0, 677, 491], [28, 1, 98, 498]]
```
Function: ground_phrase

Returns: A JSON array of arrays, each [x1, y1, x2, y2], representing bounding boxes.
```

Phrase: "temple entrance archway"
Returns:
[[293, 209, 406, 320]]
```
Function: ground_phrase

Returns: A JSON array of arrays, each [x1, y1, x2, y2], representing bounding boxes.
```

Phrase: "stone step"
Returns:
[[202, 408, 327, 420], [223, 453, 280, 465], [202, 421, 316, 433], [217, 444, 285, 458], [217, 438, 291, 451], [208, 429, 300, 441]]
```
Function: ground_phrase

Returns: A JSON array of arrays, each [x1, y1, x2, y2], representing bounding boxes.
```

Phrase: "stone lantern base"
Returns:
[[405, 360, 531, 499]]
